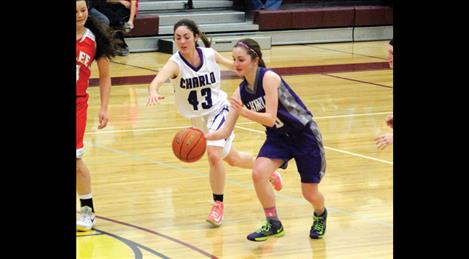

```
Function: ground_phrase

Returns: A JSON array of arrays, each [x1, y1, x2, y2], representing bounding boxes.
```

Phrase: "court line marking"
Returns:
[[92, 61, 389, 86], [93, 229, 143, 259], [76, 210, 218, 258], [95, 228, 170, 259], [88, 142, 393, 229], [110, 60, 159, 73], [322, 73, 393, 89], [234, 125, 393, 165], [85, 111, 393, 165], [108, 43, 389, 77], [306, 44, 389, 61], [85, 111, 392, 135]]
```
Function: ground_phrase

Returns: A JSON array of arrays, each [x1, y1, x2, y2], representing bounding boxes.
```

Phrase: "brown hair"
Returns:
[[173, 19, 211, 48], [234, 38, 266, 67]]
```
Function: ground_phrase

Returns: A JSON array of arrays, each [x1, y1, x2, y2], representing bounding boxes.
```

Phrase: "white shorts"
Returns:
[[76, 147, 85, 159], [190, 103, 234, 159]]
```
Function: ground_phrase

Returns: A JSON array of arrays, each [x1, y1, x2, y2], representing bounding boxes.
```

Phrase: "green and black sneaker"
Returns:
[[247, 219, 285, 242], [310, 208, 327, 239]]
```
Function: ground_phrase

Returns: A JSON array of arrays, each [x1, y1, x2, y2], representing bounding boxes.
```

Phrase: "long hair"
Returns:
[[234, 38, 266, 67], [77, 0, 120, 59], [173, 19, 211, 48]]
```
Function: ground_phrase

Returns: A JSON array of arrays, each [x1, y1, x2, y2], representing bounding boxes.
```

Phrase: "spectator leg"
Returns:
[[88, 8, 110, 26], [264, 0, 283, 10]]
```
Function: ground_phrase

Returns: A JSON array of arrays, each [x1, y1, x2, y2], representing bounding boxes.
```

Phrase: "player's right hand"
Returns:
[[147, 91, 165, 106]]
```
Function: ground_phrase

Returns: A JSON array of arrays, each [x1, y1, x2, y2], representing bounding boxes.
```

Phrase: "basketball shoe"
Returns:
[[206, 201, 224, 227], [310, 208, 327, 239], [247, 219, 285, 241], [77, 206, 96, 231], [269, 171, 283, 191]]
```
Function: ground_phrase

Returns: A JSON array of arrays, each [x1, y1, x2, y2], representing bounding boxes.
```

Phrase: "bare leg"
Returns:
[[207, 145, 226, 195], [223, 146, 255, 169], [76, 158, 96, 231], [76, 158, 91, 195], [206, 145, 227, 226], [252, 157, 284, 208], [301, 183, 325, 215]]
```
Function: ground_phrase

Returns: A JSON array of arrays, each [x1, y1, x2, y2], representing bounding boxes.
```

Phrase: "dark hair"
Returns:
[[173, 19, 211, 48], [77, 0, 120, 59], [234, 39, 266, 67]]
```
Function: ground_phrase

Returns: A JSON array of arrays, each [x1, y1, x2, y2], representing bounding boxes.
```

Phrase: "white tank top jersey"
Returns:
[[169, 47, 228, 118]]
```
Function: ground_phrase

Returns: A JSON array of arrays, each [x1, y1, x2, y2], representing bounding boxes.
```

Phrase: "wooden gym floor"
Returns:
[[77, 40, 393, 258]]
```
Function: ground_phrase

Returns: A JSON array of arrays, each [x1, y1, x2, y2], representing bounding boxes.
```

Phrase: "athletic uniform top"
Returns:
[[76, 28, 96, 104], [169, 47, 227, 118], [239, 67, 318, 137]]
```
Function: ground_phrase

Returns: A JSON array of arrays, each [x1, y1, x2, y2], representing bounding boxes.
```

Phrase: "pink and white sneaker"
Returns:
[[206, 201, 224, 227], [269, 171, 283, 191]]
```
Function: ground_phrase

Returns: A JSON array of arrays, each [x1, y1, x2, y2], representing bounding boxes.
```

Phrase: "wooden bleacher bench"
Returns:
[[127, 15, 159, 37], [253, 5, 392, 31]]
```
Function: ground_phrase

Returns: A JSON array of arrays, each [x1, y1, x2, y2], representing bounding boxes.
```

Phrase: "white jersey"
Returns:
[[169, 47, 228, 118]]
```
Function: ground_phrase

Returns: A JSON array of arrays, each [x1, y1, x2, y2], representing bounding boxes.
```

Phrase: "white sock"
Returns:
[[79, 193, 93, 200]]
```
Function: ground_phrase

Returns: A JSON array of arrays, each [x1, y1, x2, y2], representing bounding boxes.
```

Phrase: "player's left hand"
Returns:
[[98, 110, 109, 129]]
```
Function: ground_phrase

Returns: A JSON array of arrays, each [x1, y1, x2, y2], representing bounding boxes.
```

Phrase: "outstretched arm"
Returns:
[[214, 49, 235, 71], [147, 60, 178, 105]]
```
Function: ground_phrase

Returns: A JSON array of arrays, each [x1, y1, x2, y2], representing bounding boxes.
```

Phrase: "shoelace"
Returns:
[[313, 217, 324, 232], [79, 208, 93, 223], [79, 213, 91, 223], [209, 201, 222, 216], [257, 221, 272, 234]]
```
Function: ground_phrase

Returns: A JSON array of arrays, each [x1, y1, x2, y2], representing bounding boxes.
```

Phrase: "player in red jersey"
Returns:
[[76, 0, 120, 231]]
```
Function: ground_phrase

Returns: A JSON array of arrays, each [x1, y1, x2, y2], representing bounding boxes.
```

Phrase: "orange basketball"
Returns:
[[172, 127, 207, 163]]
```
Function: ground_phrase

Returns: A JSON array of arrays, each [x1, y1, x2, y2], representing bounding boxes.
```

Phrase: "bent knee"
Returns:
[[251, 166, 269, 183], [207, 150, 223, 165], [223, 155, 238, 167], [302, 191, 321, 203]]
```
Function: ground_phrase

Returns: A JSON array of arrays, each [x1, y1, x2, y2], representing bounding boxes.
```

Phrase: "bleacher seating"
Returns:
[[254, 5, 392, 30], [128, 15, 159, 36], [126, 0, 392, 53]]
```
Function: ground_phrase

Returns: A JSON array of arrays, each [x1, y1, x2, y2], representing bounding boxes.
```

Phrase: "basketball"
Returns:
[[172, 127, 207, 163]]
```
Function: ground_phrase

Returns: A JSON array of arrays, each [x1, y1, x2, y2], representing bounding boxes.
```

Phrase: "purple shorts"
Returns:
[[258, 130, 326, 183]]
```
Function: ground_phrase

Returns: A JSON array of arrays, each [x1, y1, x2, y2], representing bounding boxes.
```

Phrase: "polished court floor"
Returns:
[[77, 40, 393, 258]]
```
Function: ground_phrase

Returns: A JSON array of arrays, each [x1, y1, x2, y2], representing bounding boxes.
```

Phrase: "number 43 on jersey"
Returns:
[[188, 88, 212, 110]]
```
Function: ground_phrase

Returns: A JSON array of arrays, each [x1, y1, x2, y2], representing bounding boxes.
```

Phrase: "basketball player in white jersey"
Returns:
[[147, 19, 283, 227]]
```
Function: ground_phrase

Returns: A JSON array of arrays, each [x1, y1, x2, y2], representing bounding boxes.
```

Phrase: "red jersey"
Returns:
[[76, 28, 96, 104]]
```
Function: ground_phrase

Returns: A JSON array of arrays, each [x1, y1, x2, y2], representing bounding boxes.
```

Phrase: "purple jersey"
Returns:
[[239, 67, 326, 183], [240, 67, 317, 136]]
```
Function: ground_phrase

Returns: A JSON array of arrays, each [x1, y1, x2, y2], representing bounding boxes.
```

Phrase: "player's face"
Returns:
[[174, 26, 198, 55], [76, 1, 88, 29], [232, 47, 256, 77]]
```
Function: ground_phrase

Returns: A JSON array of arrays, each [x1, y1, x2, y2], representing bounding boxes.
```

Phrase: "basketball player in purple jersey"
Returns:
[[206, 39, 328, 241]]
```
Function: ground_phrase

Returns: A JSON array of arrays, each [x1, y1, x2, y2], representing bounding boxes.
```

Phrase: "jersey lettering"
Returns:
[[180, 72, 216, 89]]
